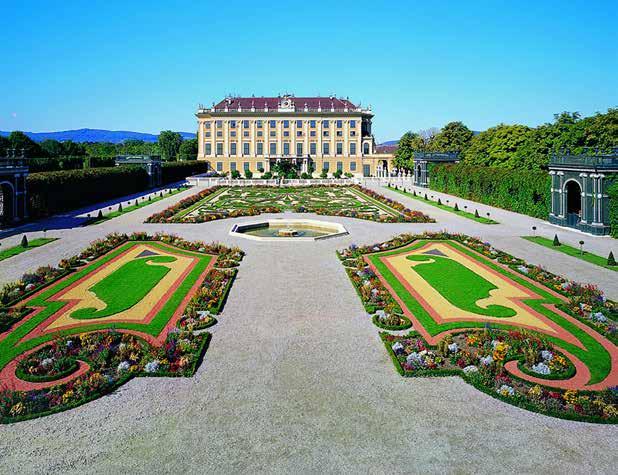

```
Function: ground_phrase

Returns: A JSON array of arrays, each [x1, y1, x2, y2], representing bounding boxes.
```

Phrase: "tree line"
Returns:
[[0, 130, 198, 161], [393, 108, 617, 171]]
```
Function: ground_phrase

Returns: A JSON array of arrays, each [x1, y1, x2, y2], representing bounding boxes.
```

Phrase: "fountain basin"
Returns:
[[230, 219, 348, 241]]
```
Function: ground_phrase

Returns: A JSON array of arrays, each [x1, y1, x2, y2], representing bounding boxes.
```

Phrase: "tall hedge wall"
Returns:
[[28, 166, 148, 218], [429, 163, 551, 219], [161, 161, 209, 184], [608, 180, 618, 238]]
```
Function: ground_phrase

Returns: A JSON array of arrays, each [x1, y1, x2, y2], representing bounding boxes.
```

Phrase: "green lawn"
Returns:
[[0, 238, 57, 262], [389, 187, 498, 224], [71, 255, 176, 319], [0, 241, 213, 371], [405, 254, 516, 317], [367, 239, 612, 384], [85, 186, 188, 225], [523, 236, 617, 272]]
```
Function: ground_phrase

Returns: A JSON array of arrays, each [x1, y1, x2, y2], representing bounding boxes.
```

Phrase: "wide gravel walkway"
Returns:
[[0, 185, 616, 474]]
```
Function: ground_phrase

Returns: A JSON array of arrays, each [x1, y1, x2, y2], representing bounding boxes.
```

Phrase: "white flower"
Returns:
[[480, 355, 494, 366], [591, 312, 607, 323], [448, 342, 459, 353], [406, 352, 424, 366], [540, 350, 553, 361], [117, 361, 130, 373], [144, 360, 160, 373], [41, 358, 54, 368], [372, 246, 380, 251], [392, 342, 404, 354], [532, 362, 551, 375], [491, 340, 500, 349], [497, 384, 515, 396], [463, 365, 478, 374], [517, 265, 529, 274]]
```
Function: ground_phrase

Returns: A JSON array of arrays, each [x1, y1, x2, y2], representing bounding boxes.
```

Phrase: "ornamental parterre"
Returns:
[[0, 232, 243, 423], [145, 185, 434, 224], [339, 232, 618, 423]]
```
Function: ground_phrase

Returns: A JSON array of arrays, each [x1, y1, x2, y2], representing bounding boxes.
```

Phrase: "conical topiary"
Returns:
[[118, 203, 123, 212], [437, 198, 442, 205], [413, 190, 416, 197], [607, 251, 616, 266], [553, 234, 561, 246], [454, 203, 459, 211], [20, 235, 28, 248], [424, 193, 428, 200], [474, 209, 480, 218], [159, 191, 163, 197], [97, 210, 103, 219]]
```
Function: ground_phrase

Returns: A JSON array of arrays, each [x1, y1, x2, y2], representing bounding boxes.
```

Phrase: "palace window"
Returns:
[[350, 130, 356, 137], [216, 120, 223, 128], [217, 131, 223, 137], [230, 131, 236, 137], [217, 161, 223, 171], [283, 120, 289, 128], [296, 143, 303, 157], [257, 162, 263, 170], [337, 161, 343, 171], [336, 131, 343, 137], [205, 132, 211, 138], [296, 120, 303, 128], [205, 122, 211, 129], [323, 143, 330, 155], [323, 120, 330, 128], [310, 143, 317, 155], [243, 120, 249, 128], [350, 143, 356, 155], [256, 142, 264, 155], [323, 130, 329, 137], [336, 120, 343, 128], [269, 120, 276, 128], [363, 143, 370, 154], [257, 131, 263, 137], [270, 142, 277, 155], [283, 142, 290, 155], [230, 143, 237, 155], [323, 161, 330, 171], [243, 131, 249, 137], [243, 143, 250, 155], [270, 131, 276, 137], [230, 120, 237, 129], [230, 162, 237, 171], [216, 143, 223, 155], [205, 143, 212, 155], [310, 120, 316, 128], [244, 162, 250, 171], [336, 142, 343, 155], [296, 131, 303, 137], [350, 120, 356, 128], [284, 131, 290, 137], [350, 161, 356, 171], [310, 131, 316, 137], [257, 120, 263, 128]]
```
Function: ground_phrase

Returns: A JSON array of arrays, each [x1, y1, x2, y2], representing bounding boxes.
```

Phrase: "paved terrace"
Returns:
[[0, 184, 616, 474]]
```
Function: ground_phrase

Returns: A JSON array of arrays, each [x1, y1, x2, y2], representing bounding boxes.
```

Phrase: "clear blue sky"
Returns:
[[1, 0, 616, 142]]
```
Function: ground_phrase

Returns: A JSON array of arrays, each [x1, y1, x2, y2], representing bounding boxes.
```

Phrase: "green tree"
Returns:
[[158, 131, 182, 161], [461, 124, 531, 168], [393, 132, 416, 169], [0, 135, 11, 156], [40, 139, 65, 157], [8, 131, 44, 157], [178, 138, 198, 160], [61, 140, 86, 156], [430, 121, 474, 152]]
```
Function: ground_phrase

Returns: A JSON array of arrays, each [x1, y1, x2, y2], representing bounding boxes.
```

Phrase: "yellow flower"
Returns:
[[9, 402, 25, 416], [493, 343, 509, 362], [563, 389, 578, 404], [603, 405, 618, 418], [528, 385, 542, 400], [62, 390, 74, 404]]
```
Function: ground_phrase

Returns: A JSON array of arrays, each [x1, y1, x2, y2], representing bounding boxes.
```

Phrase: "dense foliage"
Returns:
[[161, 161, 209, 184], [27, 166, 148, 218], [429, 163, 550, 219], [608, 180, 618, 238]]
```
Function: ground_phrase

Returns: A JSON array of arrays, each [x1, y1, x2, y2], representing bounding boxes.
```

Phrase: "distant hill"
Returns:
[[380, 140, 399, 145], [0, 128, 195, 143]]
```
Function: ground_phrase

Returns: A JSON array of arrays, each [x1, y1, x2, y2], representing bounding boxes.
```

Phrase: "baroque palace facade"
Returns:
[[196, 95, 393, 177]]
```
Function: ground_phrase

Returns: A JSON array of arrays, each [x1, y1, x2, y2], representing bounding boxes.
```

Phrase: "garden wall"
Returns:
[[28, 166, 148, 218], [608, 180, 618, 238], [429, 163, 551, 219]]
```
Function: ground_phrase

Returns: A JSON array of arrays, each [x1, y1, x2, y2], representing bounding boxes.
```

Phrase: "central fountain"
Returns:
[[230, 219, 348, 241]]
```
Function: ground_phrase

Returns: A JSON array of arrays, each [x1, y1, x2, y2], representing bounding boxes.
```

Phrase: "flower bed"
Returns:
[[145, 184, 434, 224], [382, 329, 616, 423], [1, 330, 209, 423], [340, 232, 618, 422]]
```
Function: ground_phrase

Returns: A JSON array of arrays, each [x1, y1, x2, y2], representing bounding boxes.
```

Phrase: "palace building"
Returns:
[[196, 95, 393, 177]]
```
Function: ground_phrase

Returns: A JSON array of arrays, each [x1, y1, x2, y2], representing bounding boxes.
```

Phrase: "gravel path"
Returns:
[[0, 185, 616, 474]]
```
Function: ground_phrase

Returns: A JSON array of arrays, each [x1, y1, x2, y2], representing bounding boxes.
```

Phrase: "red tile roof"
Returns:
[[212, 96, 359, 111]]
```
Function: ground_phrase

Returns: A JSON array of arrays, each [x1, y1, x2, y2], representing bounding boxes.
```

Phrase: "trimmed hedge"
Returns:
[[608, 180, 618, 238], [27, 156, 116, 172], [28, 166, 148, 218], [161, 160, 209, 184], [429, 163, 551, 219]]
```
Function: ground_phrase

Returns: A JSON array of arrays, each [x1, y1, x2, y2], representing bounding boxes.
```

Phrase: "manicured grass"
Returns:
[[523, 236, 617, 272], [0, 241, 213, 371], [405, 254, 516, 317], [0, 238, 57, 262], [367, 240, 612, 384], [71, 255, 176, 319], [84, 186, 188, 225], [389, 187, 498, 224]]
